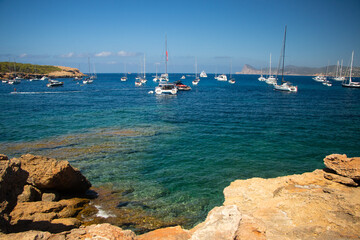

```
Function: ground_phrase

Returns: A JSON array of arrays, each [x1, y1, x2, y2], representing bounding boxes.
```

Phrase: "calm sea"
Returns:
[[1, 74, 360, 229]]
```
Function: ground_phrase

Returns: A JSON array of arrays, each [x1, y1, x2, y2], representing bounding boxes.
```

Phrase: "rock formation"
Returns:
[[0, 154, 91, 234], [48, 66, 85, 78], [1, 153, 360, 239]]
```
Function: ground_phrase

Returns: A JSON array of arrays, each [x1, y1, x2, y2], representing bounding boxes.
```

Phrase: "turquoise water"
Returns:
[[1, 74, 360, 228]]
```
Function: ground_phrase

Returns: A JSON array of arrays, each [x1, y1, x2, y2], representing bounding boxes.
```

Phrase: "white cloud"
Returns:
[[95, 51, 112, 57], [107, 61, 117, 64], [61, 52, 74, 58], [19, 53, 27, 58], [117, 50, 138, 57]]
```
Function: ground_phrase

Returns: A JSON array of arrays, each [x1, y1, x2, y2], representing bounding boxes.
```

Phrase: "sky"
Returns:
[[0, 0, 359, 73]]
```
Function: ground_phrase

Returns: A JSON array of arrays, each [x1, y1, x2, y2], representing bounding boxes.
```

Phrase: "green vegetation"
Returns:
[[0, 62, 61, 74]]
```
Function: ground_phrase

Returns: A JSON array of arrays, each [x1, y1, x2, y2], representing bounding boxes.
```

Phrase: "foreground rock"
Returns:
[[1, 153, 360, 239], [0, 154, 91, 233]]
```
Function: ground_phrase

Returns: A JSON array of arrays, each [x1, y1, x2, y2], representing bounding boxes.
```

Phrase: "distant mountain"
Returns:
[[237, 64, 360, 77]]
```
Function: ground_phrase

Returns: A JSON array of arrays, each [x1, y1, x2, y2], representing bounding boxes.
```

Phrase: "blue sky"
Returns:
[[0, 0, 359, 73]]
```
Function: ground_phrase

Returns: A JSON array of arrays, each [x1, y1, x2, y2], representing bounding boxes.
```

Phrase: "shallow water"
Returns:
[[1, 74, 360, 229]]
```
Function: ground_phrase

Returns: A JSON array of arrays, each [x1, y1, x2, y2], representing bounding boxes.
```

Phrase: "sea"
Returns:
[[1, 74, 360, 231]]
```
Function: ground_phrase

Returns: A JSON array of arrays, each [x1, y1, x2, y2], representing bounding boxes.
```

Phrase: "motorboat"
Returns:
[[155, 80, 177, 95], [192, 78, 200, 85], [342, 51, 360, 88], [121, 76, 127, 82], [181, 75, 185, 79], [228, 78, 235, 84], [200, 70, 207, 78], [322, 80, 332, 87], [135, 80, 142, 86], [40, 76, 48, 81], [258, 75, 266, 81], [217, 74, 227, 81], [175, 81, 191, 91], [47, 79, 63, 87], [313, 75, 326, 82], [159, 73, 168, 81]]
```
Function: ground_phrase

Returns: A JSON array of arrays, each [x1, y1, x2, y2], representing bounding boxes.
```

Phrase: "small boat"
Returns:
[[83, 78, 93, 84], [153, 63, 159, 82], [217, 74, 227, 81], [159, 73, 168, 81], [192, 57, 200, 85], [228, 60, 235, 84], [121, 63, 128, 81], [322, 80, 332, 87], [135, 80, 142, 86], [40, 76, 48, 81], [313, 75, 327, 82], [200, 70, 207, 78], [333, 60, 345, 81], [342, 51, 360, 88], [8, 79, 21, 85], [175, 81, 191, 91], [155, 80, 177, 95], [181, 75, 185, 79], [258, 68, 266, 81], [273, 26, 298, 93], [47, 79, 63, 87]]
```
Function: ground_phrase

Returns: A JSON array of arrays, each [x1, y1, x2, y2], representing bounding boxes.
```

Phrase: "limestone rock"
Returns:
[[63, 223, 136, 240], [17, 185, 42, 203], [16, 154, 91, 193], [42, 192, 59, 202], [10, 198, 89, 232], [223, 169, 360, 240], [0, 156, 28, 232], [0, 230, 51, 240], [234, 215, 266, 240], [324, 154, 360, 181], [190, 205, 242, 240], [323, 171, 358, 186], [137, 226, 191, 240]]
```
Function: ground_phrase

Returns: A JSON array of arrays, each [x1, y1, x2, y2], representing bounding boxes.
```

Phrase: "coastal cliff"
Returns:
[[1, 154, 359, 239]]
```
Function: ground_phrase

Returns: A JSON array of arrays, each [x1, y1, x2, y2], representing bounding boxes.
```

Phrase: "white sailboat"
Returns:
[[228, 60, 235, 84], [342, 51, 360, 88], [83, 58, 94, 84], [274, 26, 298, 92], [333, 59, 345, 81], [140, 54, 147, 83], [155, 35, 177, 95], [265, 53, 276, 85], [192, 57, 200, 85], [153, 63, 159, 82], [322, 63, 332, 86], [121, 63, 127, 81], [258, 68, 266, 81], [200, 70, 207, 78]]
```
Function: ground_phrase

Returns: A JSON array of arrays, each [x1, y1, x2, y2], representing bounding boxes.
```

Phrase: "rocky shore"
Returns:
[[1, 153, 359, 240]]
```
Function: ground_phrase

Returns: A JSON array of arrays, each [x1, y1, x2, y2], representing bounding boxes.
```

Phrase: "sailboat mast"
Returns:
[[144, 54, 146, 78], [195, 57, 197, 78], [269, 53, 272, 76], [349, 51, 354, 83], [88, 57, 91, 76], [340, 59, 343, 78], [165, 35, 168, 75], [281, 26, 287, 83]]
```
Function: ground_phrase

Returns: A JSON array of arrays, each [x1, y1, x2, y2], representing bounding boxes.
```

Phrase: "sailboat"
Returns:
[[333, 59, 345, 81], [265, 53, 276, 85], [322, 63, 332, 86], [274, 26, 298, 92], [153, 63, 159, 82], [228, 60, 235, 84], [155, 35, 177, 95], [121, 63, 127, 81], [258, 68, 266, 81], [192, 57, 200, 85], [83, 58, 94, 84], [140, 54, 147, 83], [342, 51, 360, 88]]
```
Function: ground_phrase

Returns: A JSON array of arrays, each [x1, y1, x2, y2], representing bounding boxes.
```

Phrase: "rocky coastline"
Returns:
[[0, 66, 85, 80], [1, 153, 359, 240]]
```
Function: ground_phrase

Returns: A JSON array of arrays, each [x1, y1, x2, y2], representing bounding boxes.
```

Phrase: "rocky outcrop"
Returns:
[[0, 154, 91, 234], [48, 66, 85, 78], [324, 154, 360, 181], [16, 154, 91, 193]]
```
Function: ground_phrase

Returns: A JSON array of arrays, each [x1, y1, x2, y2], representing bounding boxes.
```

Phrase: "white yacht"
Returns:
[[155, 80, 177, 95], [333, 59, 345, 81], [313, 75, 327, 82], [342, 51, 360, 88], [258, 68, 266, 81], [200, 70, 207, 78], [47, 79, 63, 87], [273, 26, 298, 93], [217, 74, 227, 81], [192, 57, 200, 85], [180, 75, 185, 79]]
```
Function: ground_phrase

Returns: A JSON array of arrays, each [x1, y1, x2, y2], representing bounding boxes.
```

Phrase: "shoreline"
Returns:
[[1, 153, 359, 239]]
